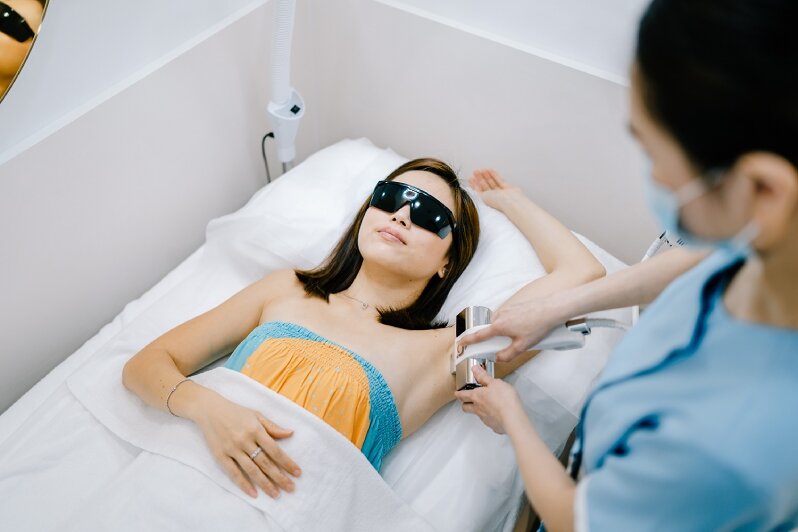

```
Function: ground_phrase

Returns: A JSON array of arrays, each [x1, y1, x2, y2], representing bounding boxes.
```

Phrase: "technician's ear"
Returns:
[[735, 152, 798, 251], [437, 263, 448, 279]]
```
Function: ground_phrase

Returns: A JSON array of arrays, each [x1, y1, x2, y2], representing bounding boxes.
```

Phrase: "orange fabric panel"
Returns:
[[240, 337, 372, 449]]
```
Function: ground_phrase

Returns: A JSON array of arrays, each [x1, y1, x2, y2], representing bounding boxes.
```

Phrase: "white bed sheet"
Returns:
[[0, 244, 207, 443], [0, 138, 631, 531]]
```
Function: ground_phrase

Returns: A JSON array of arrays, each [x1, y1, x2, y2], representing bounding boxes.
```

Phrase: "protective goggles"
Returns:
[[369, 180, 456, 238], [0, 1, 34, 42]]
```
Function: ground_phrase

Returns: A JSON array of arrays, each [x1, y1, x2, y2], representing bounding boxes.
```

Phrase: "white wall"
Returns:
[[0, 0, 267, 161], [294, 0, 656, 260], [376, 0, 650, 84], [0, 1, 282, 413]]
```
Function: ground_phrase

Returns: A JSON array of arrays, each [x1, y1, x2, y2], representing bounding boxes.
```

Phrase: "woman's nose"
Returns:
[[391, 204, 412, 227]]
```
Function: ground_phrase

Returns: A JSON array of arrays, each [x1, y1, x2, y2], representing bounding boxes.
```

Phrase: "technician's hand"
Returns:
[[468, 168, 525, 211], [455, 365, 524, 435], [193, 396, 302, 499], [458, 296, 562, 362]]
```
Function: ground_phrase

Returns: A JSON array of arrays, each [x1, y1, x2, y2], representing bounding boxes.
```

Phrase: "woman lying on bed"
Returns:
[[122, 159, 605, 500]]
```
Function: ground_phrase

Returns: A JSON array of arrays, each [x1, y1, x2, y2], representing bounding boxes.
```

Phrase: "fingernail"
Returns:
[[293, 468, 302, 476]]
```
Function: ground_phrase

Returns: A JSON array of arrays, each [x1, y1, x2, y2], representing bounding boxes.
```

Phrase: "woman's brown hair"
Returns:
[[295, 158, 480, 330]]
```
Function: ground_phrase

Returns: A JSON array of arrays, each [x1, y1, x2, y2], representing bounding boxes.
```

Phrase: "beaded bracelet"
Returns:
[[166, 378, 191, 417]]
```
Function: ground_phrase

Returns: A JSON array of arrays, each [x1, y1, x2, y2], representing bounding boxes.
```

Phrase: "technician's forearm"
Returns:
[[504, 405, 575, 532], [122, 349, 221, 422], [553, 247, 705, 320]]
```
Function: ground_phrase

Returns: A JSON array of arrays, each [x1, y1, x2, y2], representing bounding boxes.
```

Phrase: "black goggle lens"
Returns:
[[369, 180, 456, 239], [0, 2, 35, 43]]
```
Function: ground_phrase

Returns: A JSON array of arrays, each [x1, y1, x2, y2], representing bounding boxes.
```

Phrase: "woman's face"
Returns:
[[358, 170, 455, 282], [629, 64, 756, 241]]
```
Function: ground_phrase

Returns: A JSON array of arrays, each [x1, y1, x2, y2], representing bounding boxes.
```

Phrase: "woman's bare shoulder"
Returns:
[[253, 268, 302, 291], [240, 269, 305, 311]]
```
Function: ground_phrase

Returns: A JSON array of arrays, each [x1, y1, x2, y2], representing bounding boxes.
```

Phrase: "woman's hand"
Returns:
[[459, 295, 565, 362], [454, 365, 524, 434], [468, 168, 526, 211], [193, 396, 302, 499]]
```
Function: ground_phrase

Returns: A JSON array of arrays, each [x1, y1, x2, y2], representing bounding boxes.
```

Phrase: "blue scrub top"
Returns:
[[572, 249, 798, 530]]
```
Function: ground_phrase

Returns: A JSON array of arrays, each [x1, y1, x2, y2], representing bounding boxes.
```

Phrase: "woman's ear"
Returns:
[[437, 263, 448, 279], [735, 152, 798, 251]]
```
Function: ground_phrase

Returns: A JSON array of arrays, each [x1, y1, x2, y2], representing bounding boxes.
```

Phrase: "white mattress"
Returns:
[[0, 138, 631, 531]]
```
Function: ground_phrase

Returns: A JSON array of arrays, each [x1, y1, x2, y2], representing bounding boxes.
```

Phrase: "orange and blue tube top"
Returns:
[[224, 321, 402, 471]]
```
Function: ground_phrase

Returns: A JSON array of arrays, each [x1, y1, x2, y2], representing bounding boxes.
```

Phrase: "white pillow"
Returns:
[[204, 138, 630, 531], [206, 138, 626, 320]]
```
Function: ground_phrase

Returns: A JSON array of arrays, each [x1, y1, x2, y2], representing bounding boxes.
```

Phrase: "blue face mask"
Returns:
[[642, 160, 758, 256]]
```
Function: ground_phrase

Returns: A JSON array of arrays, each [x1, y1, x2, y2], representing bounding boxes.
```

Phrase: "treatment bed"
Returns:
[[0, 138, 631, 531]]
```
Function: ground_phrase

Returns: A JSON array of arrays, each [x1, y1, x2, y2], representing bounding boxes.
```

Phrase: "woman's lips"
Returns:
[[378, 228, 406, 244]]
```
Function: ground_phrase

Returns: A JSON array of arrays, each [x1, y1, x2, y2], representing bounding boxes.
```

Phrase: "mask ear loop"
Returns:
[[733, 221, 760, 247], [717, 167, 761, 252], [673, 177, 710, 207], [678, 167, 760, 254], [675, 166, 731, 205]]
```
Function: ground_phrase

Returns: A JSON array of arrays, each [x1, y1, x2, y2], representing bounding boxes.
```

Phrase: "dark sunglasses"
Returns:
[[0, 1, 34, 43], [369, 180, 456, 238]]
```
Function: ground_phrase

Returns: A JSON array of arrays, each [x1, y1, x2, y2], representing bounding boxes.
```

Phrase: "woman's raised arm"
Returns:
[[470, 169, 606, 307]]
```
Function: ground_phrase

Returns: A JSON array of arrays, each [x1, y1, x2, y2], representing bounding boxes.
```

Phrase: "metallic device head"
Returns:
[[455, 306, 495, 390]]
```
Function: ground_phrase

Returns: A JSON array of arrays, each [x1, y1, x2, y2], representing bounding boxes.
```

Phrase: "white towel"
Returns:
[[67, 357, 434, 531]]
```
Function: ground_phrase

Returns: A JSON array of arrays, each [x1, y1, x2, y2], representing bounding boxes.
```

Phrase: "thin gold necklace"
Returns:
[[339, 291, 371, 310]]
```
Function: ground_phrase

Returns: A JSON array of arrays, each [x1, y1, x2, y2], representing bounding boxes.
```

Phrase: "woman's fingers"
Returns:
[[485, 169, 503, 189], [255, 437, 300, 490], [472, 169, 505, 192], [260, 416, 293, 439], [219, 455, 258, 498], [469, 170, 487, 191], [197, 403, 305, 500], [257, 415, 302, 477], [470, 168, 516, 193], [235, 451, 281, 498], [252, 447, 295, 493], [477, 169, 498, 190], [227, 434, 300, 500]]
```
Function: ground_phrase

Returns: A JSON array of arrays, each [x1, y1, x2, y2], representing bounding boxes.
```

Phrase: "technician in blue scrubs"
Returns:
[[456, 0, 798, 530]]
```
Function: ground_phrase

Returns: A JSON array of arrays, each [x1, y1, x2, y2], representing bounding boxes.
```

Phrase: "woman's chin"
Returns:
[[360, 253, 420, 279]]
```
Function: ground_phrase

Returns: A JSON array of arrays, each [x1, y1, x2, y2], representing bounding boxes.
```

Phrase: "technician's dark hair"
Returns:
[[636, 0, 798, 176], [295, 158, 480, 330]]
